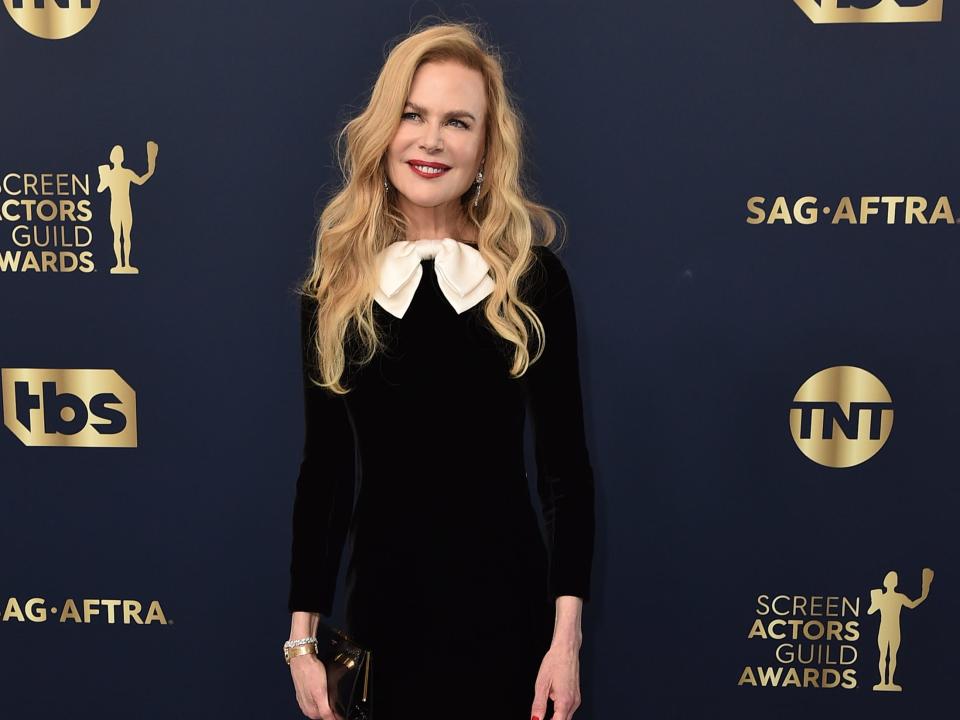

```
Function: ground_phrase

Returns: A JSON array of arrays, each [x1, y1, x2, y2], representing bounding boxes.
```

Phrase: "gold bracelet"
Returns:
[[284, 642, 317, 665]]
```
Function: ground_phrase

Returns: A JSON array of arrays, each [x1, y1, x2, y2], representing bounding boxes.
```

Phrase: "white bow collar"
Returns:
[[373, 238, 495, 319]]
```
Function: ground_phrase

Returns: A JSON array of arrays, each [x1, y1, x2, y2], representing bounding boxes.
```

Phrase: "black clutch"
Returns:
[[315, 621, 373, 720]]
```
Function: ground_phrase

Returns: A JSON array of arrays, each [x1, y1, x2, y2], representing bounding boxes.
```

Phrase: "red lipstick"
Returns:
[[407, 159, 451, 179]]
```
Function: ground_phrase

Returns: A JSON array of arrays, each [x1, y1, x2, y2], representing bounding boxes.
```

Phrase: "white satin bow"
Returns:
[[373, 238, 495, 319]]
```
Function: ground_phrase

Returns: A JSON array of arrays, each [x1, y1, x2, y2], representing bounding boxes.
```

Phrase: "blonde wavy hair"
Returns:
[[300, 19, 565, 393]]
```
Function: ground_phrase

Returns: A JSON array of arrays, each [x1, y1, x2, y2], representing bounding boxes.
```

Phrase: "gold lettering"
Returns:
[[76, 199, 93, 223], [100, 599, 122, 624], [795, 196, 818, 224], [767, 197, 793, 224], [929, 196, 954, 224], [859, 196, 880, 223], [756, 594, 771, 616], [759, 666, 784, 687], [123, 599, 144, 624], [746, 196, 766, 224], [768, 619, 786, 640], [842, 597, 859, 617], [24, 597, 46, 622], [771, 595, 792, 616], [809, 596, 823, 616], [23, 253, 40, 272], [2, 597, 26, 622], [840, 644, 858, 664], [881, 196, 905, 223], [905, 196, 928, 224], [775, 642, 794, 663], [747, 618, 768, 639], [793, 596, 808, 616], [143, 600, 167, 625], [832, 196, 857, 224], [2, 198, 21, 221], [82, 598, 101, 624], [60, 598, 82, 623], [738, 666, 758, 686], [825, 619, 843, 640], [803, 620, 825, 641]]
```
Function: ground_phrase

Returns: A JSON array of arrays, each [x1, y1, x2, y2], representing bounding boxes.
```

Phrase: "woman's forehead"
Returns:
[[408, 61, 486, 112]]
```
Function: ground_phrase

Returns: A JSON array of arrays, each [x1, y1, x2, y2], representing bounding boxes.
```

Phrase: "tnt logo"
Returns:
[[794, 0, 943, 23], [1, 368, 137, 447], [789, 366, 893, 468], [3, 0, 101, 40]]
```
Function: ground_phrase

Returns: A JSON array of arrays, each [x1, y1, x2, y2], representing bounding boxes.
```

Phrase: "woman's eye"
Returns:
[[401, 112, 469, 129]]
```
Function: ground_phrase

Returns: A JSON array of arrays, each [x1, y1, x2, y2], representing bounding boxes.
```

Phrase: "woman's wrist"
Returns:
[[550, 629, 583, 651], [551, 595, 584, 651], [289, 610, 321, 641]]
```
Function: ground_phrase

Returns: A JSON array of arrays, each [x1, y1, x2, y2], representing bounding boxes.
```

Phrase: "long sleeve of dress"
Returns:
[[524, 246, 596, 603], [287, 293, 357, 615]]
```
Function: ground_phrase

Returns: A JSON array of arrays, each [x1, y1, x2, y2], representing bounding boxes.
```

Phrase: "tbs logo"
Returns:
[[1, 368, 137, 447], [794, 0, 944, 23], [3, 0, 101, 40]]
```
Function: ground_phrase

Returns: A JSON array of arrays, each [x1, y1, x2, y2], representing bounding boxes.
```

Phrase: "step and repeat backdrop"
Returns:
[[0, 1, 956, 718]]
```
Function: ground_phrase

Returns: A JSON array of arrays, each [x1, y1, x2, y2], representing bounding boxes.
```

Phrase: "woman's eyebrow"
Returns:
[[404, 101, 476, 122]]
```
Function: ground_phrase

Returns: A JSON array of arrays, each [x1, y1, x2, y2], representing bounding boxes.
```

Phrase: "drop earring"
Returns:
[[383, 177, 390, 192], [473, 166, 484, 207]]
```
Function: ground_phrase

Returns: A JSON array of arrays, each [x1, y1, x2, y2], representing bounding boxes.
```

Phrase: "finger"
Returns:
[[530, 679, 549, 720], [550, 692, 581, 720], [328, 698, 346, 720], [552, 700, 572, 720], [295, 690, 319, 719], [311, 690, 335, 720]]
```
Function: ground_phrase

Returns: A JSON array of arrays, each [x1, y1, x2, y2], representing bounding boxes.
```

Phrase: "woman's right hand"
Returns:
[[290, 654, 339, 720]]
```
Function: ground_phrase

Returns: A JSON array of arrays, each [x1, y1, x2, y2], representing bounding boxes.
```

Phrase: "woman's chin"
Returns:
[[396, 190, 460, 210]]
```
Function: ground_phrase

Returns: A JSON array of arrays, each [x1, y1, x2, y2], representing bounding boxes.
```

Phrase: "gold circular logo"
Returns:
[[789, 366, 894, 468], [3, 0, 100, 40]]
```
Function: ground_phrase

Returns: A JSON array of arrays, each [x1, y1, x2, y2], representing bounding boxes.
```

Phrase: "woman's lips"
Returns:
[[407, 161, 450, 179]]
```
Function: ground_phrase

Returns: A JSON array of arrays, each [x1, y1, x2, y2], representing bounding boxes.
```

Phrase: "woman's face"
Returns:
[[385, 60, 487, 211]]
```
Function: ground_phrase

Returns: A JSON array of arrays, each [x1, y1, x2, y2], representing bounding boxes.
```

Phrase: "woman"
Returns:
[[286, 21, 595, 720]]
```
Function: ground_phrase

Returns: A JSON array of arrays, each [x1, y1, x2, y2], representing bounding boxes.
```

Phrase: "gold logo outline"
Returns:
[[788, 365, 894, 468], [1, 367, 138, 447], [793, 0, 944, 23], [2, 0, 101, 40]]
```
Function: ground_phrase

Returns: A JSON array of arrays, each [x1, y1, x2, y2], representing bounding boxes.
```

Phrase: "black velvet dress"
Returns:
[[288, 244, 595, 719]]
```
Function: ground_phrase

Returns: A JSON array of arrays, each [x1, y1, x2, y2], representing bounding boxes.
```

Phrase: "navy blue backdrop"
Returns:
[[1, 1, 957, 717]]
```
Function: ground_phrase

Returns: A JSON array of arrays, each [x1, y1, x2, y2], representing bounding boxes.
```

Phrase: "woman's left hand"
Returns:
[[529, 642, 582, 720]]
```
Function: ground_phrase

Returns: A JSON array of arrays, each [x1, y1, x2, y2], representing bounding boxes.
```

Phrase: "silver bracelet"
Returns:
[[284, 636, 317, 649]]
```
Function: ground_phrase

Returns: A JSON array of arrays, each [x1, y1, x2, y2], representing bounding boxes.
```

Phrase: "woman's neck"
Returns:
[[398, 197, 476, 243]]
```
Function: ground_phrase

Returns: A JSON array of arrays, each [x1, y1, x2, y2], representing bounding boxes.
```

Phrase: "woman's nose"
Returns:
[[419, 123, 444, 151]]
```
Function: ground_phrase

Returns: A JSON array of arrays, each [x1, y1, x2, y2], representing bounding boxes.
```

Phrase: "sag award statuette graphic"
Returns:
[[868, 568, 934, 692], [739, 568, 935, 692], [97, 141, 158, 275]]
